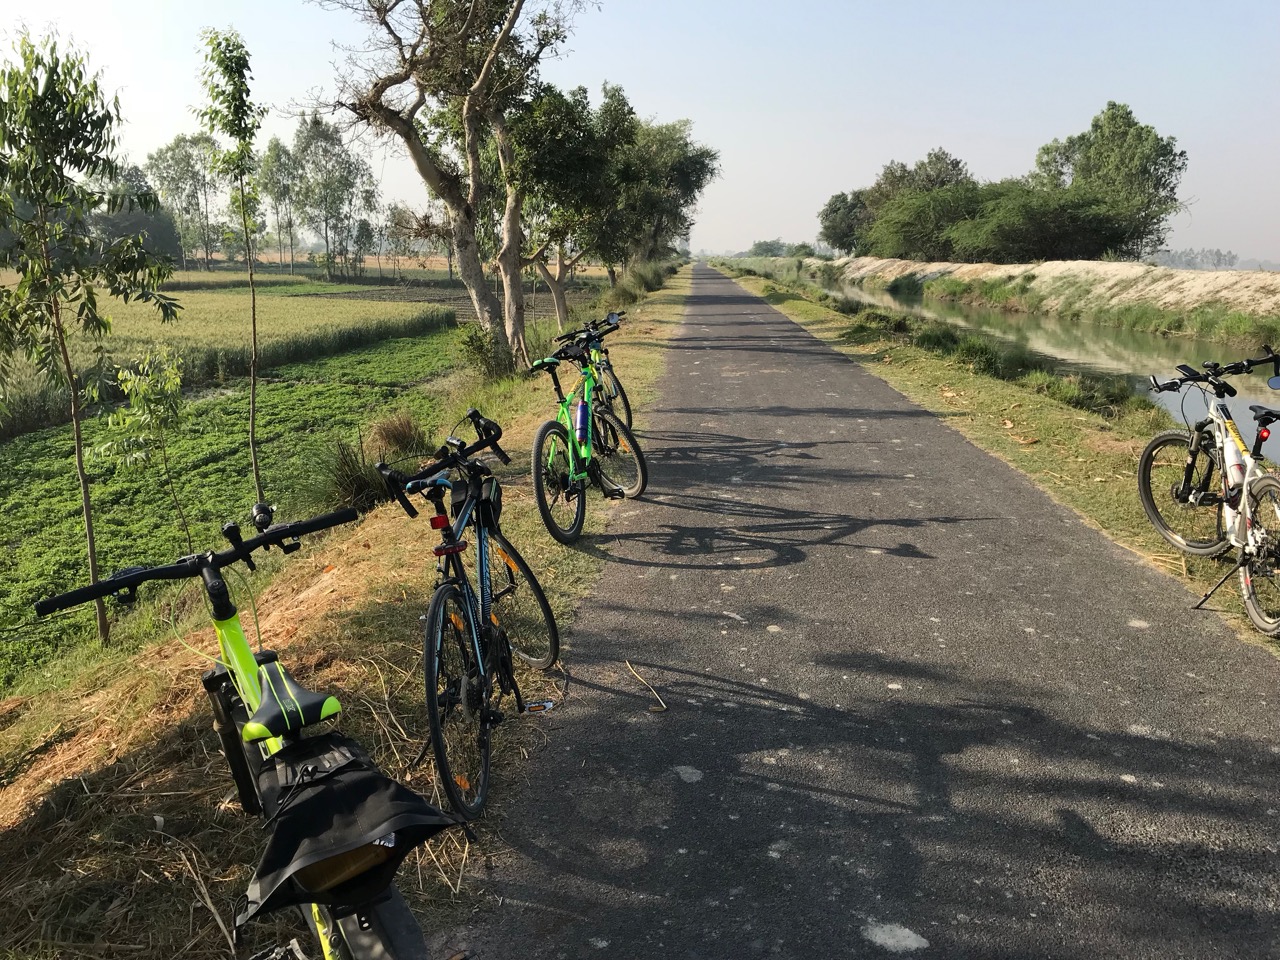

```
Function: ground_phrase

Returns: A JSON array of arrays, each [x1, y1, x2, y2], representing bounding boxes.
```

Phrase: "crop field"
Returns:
[[0, 327, 463, 690]]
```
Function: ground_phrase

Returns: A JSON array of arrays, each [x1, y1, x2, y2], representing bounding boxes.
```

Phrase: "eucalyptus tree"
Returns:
[[257, 136, 299, 272], [0, 34, 180, 643], [328, 0, 581, 369], [198, 27, 268, 503], [293, 114, 373, 280], [145, 132, 224, 269]]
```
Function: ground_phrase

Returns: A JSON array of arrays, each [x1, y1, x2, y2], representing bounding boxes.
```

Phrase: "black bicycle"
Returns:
[[33, 506, 462, 958], [379, 410, 559, 819]]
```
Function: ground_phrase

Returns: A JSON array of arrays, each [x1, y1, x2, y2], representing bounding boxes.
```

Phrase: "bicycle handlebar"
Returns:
[[553, 311, 625, 345], [377, 410, 509, 518], [1149, 346, 1278, 397], [33, 508, 359, 617]]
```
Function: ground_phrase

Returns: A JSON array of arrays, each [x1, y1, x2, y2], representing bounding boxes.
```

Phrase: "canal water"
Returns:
[[841, 285, 1280, 443]]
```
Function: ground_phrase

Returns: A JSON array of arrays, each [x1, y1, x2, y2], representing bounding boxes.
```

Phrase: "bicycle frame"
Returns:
[[1193, 400, 1267, 547], [552, 363, 601, 483]]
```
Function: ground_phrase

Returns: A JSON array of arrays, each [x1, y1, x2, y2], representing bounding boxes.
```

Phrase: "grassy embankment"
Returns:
[[0, 266, 690, 960], [711, 262, 1276, 632], [922, 273, 1280, 345]]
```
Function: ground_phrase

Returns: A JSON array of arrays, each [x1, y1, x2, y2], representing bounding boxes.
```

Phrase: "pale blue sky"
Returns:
[[4, 0, 1278, 258]]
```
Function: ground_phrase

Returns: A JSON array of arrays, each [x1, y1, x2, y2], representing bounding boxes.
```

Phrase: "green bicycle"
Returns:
[[34, 505, 460, 960], [379, 410, 559, 819], [579, 310, 633, 428], [531, 327, 648, 545]]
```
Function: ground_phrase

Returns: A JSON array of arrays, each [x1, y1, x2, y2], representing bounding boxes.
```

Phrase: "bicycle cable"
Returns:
[[166, 579, 223, 666]]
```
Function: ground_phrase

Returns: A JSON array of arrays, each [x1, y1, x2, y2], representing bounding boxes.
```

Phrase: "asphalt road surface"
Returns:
[[434, 264, 1280, 959]]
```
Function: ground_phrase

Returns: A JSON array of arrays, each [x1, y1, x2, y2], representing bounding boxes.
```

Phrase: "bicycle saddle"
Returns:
[[531, 357, 560, 372], [1249, 404, 1280, 424], [242, 661, 341, 742]]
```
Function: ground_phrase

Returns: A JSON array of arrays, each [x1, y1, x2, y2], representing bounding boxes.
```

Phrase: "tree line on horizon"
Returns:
[[817, 102, 1187, 265]]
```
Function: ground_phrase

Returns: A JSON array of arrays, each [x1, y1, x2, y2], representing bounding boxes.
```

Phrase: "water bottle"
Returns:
[[574, 400, 589, 442], [1224, 437, 1246, 508]]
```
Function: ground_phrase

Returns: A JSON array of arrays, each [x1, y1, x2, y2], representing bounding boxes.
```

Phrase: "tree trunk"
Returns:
[[607, 265, 618, 288], [496, 185, 529, 368], [51, 299, 109, 644], [452, 208, 510, 362], [533, 251, 571, 332], [238, 173, 265, 505]]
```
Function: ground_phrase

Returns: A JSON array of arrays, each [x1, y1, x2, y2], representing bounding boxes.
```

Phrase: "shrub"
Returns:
[[459, 324, 516, 380], [833, 296, 867, 316], [369, 411, 428, 458], [912, 322, 960, 352]]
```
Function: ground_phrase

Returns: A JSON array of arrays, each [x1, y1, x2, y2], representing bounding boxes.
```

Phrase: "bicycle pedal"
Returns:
[[602, 484, 626, 500], [524, 699, 556, 714]]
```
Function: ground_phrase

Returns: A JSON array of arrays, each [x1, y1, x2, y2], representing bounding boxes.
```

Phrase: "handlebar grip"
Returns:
[[34, 562, 192, 616], [490, 440, 512, 465], [1222, 381, 1238, 397], [35, 579, 126, 617], [274, 508, 359, 540], [376, 463, 419, 518]]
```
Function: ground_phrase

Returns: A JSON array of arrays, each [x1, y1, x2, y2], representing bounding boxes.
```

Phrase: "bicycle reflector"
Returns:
[[433, 541, 468, 557], [429, 514, 450, 530], [1262, 428, 1272, 442]]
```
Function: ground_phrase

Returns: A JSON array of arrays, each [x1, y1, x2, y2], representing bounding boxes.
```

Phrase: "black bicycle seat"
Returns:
[[242, 661, 341, 742]]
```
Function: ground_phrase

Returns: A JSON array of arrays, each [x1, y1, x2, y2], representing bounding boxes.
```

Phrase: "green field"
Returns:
[[0, 327, 463, 690]]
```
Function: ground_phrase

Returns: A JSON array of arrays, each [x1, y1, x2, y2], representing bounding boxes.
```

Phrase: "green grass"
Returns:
[[0, 328, 463, 690], [0, 282, 456, 440]]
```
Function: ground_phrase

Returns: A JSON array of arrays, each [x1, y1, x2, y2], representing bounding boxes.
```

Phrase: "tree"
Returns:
[[746, 239, 786, 257], [145, 132, 224, 269], [199, 28, 267, 504], [817, 189, 871, 255], [330, 0, 580, 370], [293, 114, 372, 280], [1032, 101, 1187, 259], [0, 34, 180, 642], [89, 164, 183, 259], [257, 136, 299, 272], [95, 349, 193, 551]]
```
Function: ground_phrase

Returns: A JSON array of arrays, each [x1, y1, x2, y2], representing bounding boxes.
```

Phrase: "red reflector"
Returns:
[[429, 514, 449, 530], [433, 541, 468, 557], [1262, 428, 1272, 442]]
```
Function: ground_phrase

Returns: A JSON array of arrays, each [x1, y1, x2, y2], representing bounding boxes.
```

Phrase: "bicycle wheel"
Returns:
[[304, 885, 428, 959], [602, 367, 633, 429], [487, 530, 559, 669], [1137, 429, 1229, 557], [1241, 475, 1280, 635], [592, 409, 647, 499], [532, 419, 586, 545], [425, 584, 491, 819]]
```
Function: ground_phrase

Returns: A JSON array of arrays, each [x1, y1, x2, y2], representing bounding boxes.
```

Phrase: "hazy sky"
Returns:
[[5, 0, 1278, 258]]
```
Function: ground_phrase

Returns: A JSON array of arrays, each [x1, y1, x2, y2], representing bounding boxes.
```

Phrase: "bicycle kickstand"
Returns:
[[1193, 554, 1248, 610]]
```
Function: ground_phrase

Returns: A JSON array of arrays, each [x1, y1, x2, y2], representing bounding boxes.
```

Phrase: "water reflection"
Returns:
[[840, 284, 1280, 455]]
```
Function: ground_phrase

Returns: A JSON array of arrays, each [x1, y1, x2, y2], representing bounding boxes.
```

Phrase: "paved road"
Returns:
[[436, 265, 1280, 959]]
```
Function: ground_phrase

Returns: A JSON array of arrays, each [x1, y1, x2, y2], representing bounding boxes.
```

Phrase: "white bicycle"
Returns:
[[1138, 349, 1280, 633]]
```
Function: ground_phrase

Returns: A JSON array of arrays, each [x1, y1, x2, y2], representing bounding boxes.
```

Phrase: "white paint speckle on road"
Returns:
[[1120, 774, 1138, 784], [862, 923, 929, 952], [673, 765, 704, 783], [767, 625, 782, 633], [589, 939, 610, 949], [1128, 619, 1150, 629], [887, 683, 903, 691]]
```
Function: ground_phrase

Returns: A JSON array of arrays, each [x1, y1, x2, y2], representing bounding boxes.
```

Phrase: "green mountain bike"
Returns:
[[34, 505, 461, 959], [531, 331, 647, 544], [379, 410, 559, 819], [573, 310, 633, 428]]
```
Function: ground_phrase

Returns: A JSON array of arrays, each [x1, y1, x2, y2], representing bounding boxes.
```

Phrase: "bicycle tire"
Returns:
[[592, 409, 647, 499], [303, 885, 429, 959], [488, 530, 559, 670], [602, 368, 633, 429], [1137, 429, 1229, 557], [425, 583, 491, 819], [532, 419, 586, 545], [1241, 474, 1280, 635]]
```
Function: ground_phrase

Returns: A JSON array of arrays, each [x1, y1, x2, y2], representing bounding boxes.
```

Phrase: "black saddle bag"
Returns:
[[235, 732, 459, 929]]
